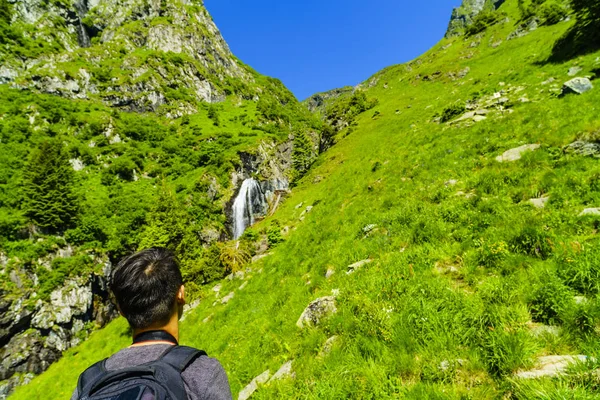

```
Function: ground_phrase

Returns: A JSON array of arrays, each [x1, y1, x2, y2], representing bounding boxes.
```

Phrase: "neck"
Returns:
[[132, 312, 180, 346]]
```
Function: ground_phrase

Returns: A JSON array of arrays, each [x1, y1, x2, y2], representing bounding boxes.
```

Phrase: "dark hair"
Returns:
[[111, 248, 183, 330]]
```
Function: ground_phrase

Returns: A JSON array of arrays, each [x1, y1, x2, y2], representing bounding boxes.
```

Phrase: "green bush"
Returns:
[[529, 275, 573, 324], [439, 103, 465, 123], [557, 246, 600, 295], [540, 1, 567, 25], [466, 11, 504, 36], [510, 226, 554, 259]]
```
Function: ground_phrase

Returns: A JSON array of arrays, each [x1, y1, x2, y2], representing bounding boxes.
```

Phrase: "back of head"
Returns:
[[111, 248, 183, 330]]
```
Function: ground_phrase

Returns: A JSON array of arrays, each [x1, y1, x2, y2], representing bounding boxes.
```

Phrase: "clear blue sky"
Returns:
[[204, 1, 461, 100]]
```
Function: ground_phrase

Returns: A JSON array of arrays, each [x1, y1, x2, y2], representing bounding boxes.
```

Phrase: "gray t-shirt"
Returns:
[[71, 344, 232, 400]]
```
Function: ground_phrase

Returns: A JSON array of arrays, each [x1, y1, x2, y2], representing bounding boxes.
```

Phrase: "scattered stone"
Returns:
[[268, 361, 295, 383], [238, 370, 271, 400], [325, 268, 335, 279], [212, 283, 222, 293], [491, 40, 503, 48], [495, 144, 540, 162], [202, 314, 213, 324], [515, 355, 588, 379], [529, 323, 560, 338], [220, 292, 234, 305], [529, 197, 549, 209], [445, 179, 458, 187], [574, 296, 588, 304], [457, 67, 470, 79], [226, 271, 245, 281], [346, 259, 373, 275], [295, 202, 304, 209], [472, 115, 487, 122], [239, 281, 248, 290], [542, 77, 556, 85], [69, 158, 85, 171], [579, 208, 600, 217], [181, 299, 201, 322], [299, 206, 313, 221], [562, 77, 593, 96], [296, 296, 337, 329], [565, 141, 600, 158], [319, 336, 339, 357], [568, 66, 583, 76]]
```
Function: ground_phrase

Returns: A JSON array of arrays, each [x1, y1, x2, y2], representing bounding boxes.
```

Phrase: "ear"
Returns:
[[176, 285, 185, 305]]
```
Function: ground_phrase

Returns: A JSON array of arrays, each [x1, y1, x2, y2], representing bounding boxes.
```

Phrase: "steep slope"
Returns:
[[10, 0, 600, 399]]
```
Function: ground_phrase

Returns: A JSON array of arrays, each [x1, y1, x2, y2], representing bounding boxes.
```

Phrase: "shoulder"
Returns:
[[181, 354, 232, 400]]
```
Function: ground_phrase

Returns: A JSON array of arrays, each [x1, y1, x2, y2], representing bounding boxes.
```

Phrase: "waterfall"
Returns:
[[231, 179, 267, 239]]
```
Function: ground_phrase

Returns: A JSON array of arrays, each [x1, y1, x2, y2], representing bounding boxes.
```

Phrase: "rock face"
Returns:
[[446, 0, 506, 37], [0, 266, 116, 396], [296, 296, 337, 329], [562, 78, 594, 96], [238, 370, 271, 400], [4, 0, 255, 113]]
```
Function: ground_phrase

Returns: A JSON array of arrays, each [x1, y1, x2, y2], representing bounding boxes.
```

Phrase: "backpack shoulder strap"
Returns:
[[159, 345, 207, 372], [76, 359, 107, 396]]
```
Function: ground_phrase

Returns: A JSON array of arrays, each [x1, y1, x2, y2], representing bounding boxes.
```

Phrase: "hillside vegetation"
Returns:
[[10, 0, 600, 398]]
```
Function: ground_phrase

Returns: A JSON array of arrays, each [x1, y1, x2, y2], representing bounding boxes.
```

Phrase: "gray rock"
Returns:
[[32, 280, 93, 329], [296, 296, 337, 329], [346, 259, 373, 275], [268, 361, 294, 383], [495, 144, 540, 162], [238, 370, 271, 400], [579, 208, 600, 217], [565, 141, 600, 157], [568, 67, 583, 76], [69, 158, 85, 171], [515, 355, 588, 379], [318, 335, 339, 357], [220, 292, 234, 305], [325, 268, 335, 279], [529, 197, 549, 209], [562, 78, 593, 95]]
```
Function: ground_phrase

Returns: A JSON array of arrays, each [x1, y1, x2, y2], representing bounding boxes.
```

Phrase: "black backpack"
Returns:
[[76, 346, 206, 400]]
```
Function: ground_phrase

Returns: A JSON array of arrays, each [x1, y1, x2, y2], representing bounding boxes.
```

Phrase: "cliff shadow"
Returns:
[[544, 19, 600, 64]]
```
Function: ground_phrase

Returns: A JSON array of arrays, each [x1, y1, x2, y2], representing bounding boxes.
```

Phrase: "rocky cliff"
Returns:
[[1, 0, 260, 114], [446, 0, 506, 37]]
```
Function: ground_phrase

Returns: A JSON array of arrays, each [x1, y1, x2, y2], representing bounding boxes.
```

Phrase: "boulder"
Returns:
[[515, 355, 588, 379], [325, 268, 335, 279], [562, 78, 593, 95], [346, 259, 373, 275], [495, 144, 540, 162], [296, 296, 337, 329], [238, 370, 271, 400]]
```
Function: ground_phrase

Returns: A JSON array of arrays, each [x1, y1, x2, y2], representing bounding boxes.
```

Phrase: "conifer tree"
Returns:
[[292, 131, 315, 175], [22, 140, 79, 232]]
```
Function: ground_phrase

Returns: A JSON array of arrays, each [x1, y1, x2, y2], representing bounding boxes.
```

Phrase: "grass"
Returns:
[[10, 0, 600, 398]]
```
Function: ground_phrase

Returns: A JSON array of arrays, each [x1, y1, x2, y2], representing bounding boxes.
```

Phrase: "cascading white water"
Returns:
[[232, 178, 266, 239]]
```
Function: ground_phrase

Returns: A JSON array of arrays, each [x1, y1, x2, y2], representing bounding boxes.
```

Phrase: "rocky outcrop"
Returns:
[[515, 355, 588, 379], [561, 78, 594, 96], [446, 0, 506, 37], [4, 0, 255, 114], [0, 256, 116, 397], [495, 144, 540, 162], [303, 86, 354, 113]]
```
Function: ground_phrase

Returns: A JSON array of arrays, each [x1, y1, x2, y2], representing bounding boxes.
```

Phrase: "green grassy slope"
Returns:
[[12, 2, 600, 399]]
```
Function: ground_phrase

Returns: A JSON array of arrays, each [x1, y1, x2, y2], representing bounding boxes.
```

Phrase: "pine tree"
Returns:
[[22, 140, 79, 232], [292, 131, 315, 175]]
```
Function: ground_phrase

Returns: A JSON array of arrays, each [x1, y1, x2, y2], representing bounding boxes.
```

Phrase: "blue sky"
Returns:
[[204, 1, 461, 100]]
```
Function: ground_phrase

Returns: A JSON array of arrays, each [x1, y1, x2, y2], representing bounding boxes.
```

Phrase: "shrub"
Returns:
[[540, 1, 567, 25], [439, 103, 465, 123], [218, 241, 251, 274], [466, 11, 503, 36], [557, 246, 600, 295], [481, 328, 536, 377], [510, 226, 553, 259], [529, 275, 573, 324]]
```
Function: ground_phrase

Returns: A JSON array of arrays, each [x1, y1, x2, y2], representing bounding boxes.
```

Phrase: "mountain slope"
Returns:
[[10, 0, 600, 399]]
